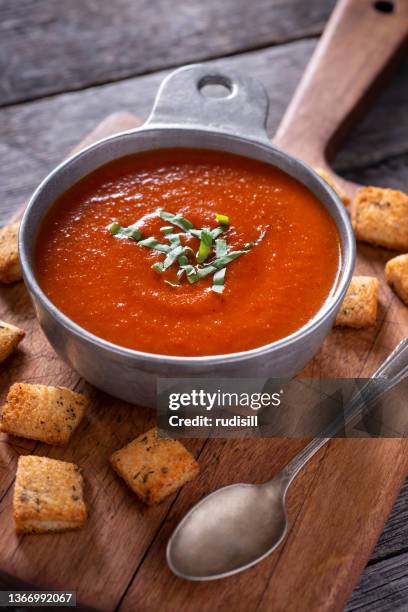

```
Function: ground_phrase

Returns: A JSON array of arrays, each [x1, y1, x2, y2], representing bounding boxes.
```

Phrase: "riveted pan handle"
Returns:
[[146, 64, 270, 142]]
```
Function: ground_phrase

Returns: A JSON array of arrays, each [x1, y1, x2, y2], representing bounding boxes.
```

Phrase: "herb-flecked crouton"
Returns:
[[385, 254, 408, 306], [352, 187, 408, 250], [0, 320, 25, 363], [315, 167, 350, 206], [335, 276, 379, 328], [110, 427, 199, 506], [0, 383, 89, 445], [13, 455, 87, 534], [0, 222, 22, 283]]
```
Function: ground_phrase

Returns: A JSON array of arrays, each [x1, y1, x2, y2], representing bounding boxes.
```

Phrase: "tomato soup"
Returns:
[[35, 148, 341, 356]]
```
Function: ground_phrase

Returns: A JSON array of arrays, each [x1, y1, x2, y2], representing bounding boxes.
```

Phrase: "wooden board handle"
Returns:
[[273, 0, 408, 170]]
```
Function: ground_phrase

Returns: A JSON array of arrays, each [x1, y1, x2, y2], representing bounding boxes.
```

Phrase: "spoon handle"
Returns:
[[281, 338, 408, 482]]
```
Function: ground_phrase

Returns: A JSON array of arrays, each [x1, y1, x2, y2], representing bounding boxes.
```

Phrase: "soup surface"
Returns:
[[36, 148, 341, 356]]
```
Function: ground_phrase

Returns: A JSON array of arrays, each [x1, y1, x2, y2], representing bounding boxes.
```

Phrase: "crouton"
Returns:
[[0, 222, 22, 283], [13, 455, 87, 534], [335, 276, 379, 328], [0, 320, 25, 363], [385, 254, 408, 305], [315, 167, 350, 206], [0, 383, 89, 445], [110, 427, 199, 505], [352, 187, 408, 250]]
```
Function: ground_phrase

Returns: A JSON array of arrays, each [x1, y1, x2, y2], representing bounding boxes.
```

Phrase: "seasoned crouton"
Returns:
[[0, 320, 25, 363], [13, 455, 87, 534], [0, 383, 89, 445], [352, 187, 408, 250], [0, 222, 22, 283], [110, 427, 199, 505], [385, 254, 408, 305], [315, 167, 350, 206], [335, 276, 379, 328]]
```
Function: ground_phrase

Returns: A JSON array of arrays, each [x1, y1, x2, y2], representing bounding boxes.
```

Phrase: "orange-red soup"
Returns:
[[35, 149, 341, 356]]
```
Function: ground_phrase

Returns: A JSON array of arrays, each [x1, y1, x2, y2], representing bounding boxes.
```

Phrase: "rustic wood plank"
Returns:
[[341, 151, 408, 192], [113, 46, 408, 602], [346, 552, 408, 611], [268, 11, 408, 592], [272, 0, 408, 200], [369, 480, 408, 563], [0, 115, 208, 611], [0, 0, 336, 106], [0, 39, 315, 225], [117, 437, 327, 612], [1, 39, 408, 226], [119, 436, 408, 612], [0, 30, 407, 612], [346, 479, 408, 610], [334, 50, 408, 173], [0, 110, 406, 610], [0, 389, 205, 611], [277, 26, 408, 588]]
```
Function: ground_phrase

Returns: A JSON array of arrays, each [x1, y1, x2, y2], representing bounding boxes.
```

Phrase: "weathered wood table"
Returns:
[[1, 1, 408, 609]]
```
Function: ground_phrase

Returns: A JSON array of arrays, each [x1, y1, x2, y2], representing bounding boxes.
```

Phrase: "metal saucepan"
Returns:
[[19, 64, 355, 407]]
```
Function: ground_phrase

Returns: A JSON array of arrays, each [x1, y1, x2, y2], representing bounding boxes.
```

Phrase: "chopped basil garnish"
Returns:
[[165, 233, 181, 247], [162, 244, 185, 270], [212, 268, 226, 293], [138, 236, 171, 253], [152, 262, 164, 274], [109, 210, 268, 293], [215, 238, 227, 258], [109, 222, 142, 241], [191, 226, 227, 240], [210, 226, 226, 240], [160, 226, 174, 235], [159, 210, 194, 231], [182, 265, 198, 283], [178, 254, 189, 267], [245, 227, 268, 249]]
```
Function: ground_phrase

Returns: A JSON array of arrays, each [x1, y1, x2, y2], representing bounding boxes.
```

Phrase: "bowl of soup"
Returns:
[[19, 64, 355, 407]]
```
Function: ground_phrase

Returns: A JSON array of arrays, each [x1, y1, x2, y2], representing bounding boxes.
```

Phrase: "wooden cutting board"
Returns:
[[1, 1, 408, 611]]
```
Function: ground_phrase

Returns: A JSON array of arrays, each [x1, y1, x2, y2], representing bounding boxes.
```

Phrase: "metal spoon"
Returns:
[[167, 339, 408, 581]]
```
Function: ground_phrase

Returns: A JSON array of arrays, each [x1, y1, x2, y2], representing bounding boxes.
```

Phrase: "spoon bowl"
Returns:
[[167, 478, 289, 580], [167, 340, 408, 581]]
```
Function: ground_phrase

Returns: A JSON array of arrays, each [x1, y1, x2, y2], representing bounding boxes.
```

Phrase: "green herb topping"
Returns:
[[215, 213, 229, 226], [108, 212, 268, 294]]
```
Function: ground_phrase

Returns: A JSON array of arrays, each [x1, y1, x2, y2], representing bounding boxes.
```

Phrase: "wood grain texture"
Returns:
[[1, 1, 408, 609], [341, 152, 408, 193], [370, 479, 408, 563], [274, 0, 408, 197], [271, 5, 408, 602], [0, 0, 336, 106], [0, 109, 407, 612], [346, 551, 408, 612], [0, 116, 206, 611], [119, 439, 408, 612], [1, 38, 408, 226], [0, 39, 315, 224]]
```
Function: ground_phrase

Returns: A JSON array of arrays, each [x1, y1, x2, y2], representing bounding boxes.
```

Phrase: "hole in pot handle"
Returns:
[[197, 74, 235, 98], [145, 64, 270, 142]]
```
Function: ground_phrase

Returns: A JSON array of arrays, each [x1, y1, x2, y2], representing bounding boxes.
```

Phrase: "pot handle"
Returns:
[[145, 64, 270, 142]]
